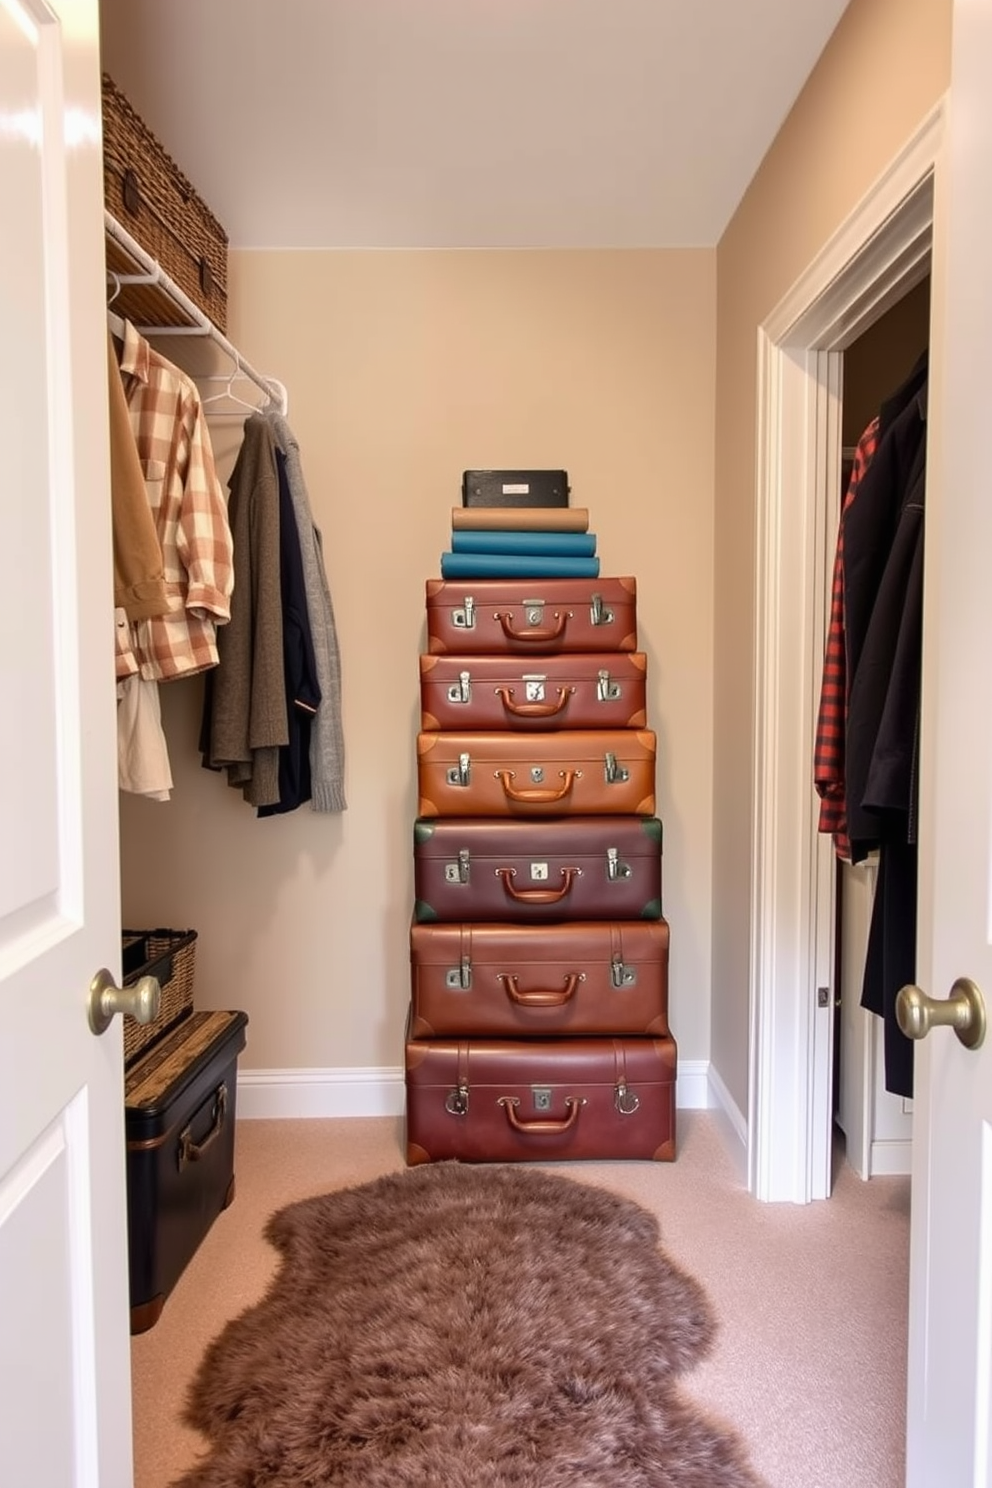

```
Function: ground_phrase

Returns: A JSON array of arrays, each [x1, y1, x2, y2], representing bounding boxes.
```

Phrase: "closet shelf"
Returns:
[[105, 210, 287, 414]]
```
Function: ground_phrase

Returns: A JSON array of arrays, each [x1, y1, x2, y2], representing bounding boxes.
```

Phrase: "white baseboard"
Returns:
[[706, 1062, 748, 1148], [869, 1138, 913, 1177], [238, 1059, 715, 1121], [237, 1067, 405, 1120]]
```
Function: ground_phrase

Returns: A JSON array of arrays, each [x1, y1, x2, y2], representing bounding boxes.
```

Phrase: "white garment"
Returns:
[[117, 675, 173, 800]]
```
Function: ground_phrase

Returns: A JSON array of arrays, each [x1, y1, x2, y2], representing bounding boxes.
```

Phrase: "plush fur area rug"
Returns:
[[173, 1164, 766, 1488]]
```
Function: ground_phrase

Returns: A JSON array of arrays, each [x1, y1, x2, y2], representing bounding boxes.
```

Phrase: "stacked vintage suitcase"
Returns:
[[406, 471, 677, 1163]]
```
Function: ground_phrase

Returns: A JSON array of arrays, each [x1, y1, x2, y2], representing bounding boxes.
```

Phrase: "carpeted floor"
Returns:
[[131, 1112, 910, 1488]]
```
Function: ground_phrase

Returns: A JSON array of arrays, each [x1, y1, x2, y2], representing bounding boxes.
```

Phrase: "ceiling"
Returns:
[[98, 0, 852, 251]]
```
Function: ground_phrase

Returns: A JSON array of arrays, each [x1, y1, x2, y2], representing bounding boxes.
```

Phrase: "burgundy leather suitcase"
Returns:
[[419, 652, 648, 732], [405, 1030, 677, 1163], [413, 815, 663, 923], [425, 576, 637, 656], [409, 919, 670, 1038], [417, 728, 656, 818], [125, 1009, 248, 1333]]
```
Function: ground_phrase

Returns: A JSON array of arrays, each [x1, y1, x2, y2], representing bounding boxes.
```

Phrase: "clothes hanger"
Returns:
[[107, 272, 126, 342], [199, 359, 271, 415]]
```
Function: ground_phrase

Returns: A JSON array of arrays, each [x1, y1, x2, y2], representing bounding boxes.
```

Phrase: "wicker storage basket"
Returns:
[[121, 929, 197, 1065], [102, 74, 228, 331]]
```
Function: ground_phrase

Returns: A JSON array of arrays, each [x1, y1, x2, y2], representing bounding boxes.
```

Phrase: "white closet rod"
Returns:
[[105, 209, 288, 415]]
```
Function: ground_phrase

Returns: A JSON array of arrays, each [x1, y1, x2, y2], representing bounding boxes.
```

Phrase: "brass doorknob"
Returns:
[[895, 977, 986, 1050], [87, 968, 161, 1036]]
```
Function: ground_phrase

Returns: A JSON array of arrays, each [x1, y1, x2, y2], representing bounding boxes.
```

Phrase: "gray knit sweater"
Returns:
[[266, 412, 347, 812]]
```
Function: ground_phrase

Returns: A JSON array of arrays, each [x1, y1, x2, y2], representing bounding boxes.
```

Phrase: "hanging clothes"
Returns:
[[107, 331, 169, 623], [113, 319, 234, 682], [257, 447, 321, 817], [815, 350, 928, 1099], [266, 411, 347, 813], [201, 416, 286, 808]]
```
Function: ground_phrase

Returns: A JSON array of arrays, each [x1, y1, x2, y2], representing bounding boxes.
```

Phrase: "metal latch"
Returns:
[[606, 847, 632, 881], [523, 674, 546, 702], [523, 598, 545, 627], [445, 1084, 469, 1116], [611, 954, 636, 988], [604, 752, 629, 785], [446, 752, 471, 787], [444, 849, 471, 884], [590, 593, 614, 626], [597, 668, 621, 702], [452, 596, 476, 629], [532, 1086, 553, 1112], [614, 1080, 640, 1115], [446, 671, 471, 704], [446, 956, 472, 990]]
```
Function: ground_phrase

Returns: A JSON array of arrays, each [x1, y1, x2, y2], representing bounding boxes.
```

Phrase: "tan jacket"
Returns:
[[108, 332, 168, 621]]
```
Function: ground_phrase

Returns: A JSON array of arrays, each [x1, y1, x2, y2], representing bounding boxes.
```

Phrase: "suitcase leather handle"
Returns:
[[178, 1082, 227, 1172], [495, 867, 579, 904], [496, 769, 576, 805], [498, 1096, 586, 1134], [495, 686, 574, 719], [498, 972, 582, 1007], [494, 610, 570, 643]]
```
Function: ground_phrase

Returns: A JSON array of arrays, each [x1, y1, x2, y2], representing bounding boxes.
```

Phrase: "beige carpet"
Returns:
[[131, 1112, 909, 1488]]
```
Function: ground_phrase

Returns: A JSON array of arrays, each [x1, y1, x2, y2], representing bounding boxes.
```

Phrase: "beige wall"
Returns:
[[120, 248, 717, 1076], [712, 0, 953, 1114]]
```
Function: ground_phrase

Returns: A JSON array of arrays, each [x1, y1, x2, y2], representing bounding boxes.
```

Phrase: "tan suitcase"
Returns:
[[417, 728, 656, 818]]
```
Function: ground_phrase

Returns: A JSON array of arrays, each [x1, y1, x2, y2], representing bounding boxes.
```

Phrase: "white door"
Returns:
[[906, 2, 992, 1483], [0, 3, 132, 1485]]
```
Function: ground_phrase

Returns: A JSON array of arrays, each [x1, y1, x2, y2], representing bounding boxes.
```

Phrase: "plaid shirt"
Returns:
[[114, 322, 233, 681], [813, 417, 879, 859]]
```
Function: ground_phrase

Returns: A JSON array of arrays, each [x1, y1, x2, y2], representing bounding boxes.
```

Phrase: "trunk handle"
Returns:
[[498, 972, 583, 1007], [495, 866, 579, 903], [494, 686, 573, 718], [496, 770, 577, 805], [497, 1096, 586, 1134]]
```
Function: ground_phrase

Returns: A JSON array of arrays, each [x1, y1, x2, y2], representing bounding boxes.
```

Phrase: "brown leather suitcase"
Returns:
[[425, 576, 637, 656], [417, 728, 656, 818], [419, 652, 648, 732], [413, 815, 663, 923], [409, 919, 670, 1038], [405, 1029, 677, 1163]]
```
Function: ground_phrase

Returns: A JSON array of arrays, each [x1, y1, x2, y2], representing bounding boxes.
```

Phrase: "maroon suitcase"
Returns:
[[405, 1029, 677, 1163], [425, 576, 637, 656], [417, 728, 656, 818], [413, 815, 663, 923], [419, 652, 648, 732], [409, 919, 670, 1038]]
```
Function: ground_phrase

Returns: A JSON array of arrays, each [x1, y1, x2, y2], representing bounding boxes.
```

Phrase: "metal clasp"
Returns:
[[445, 956, 472, 990], [523, 674, 546, 701], [445, 1084, 469, 1116], [590, 593, 614, 626], [444, 849, 471, 884], [446, 670, 472, 704], [611, 954, 636, 988], [452, 596, 476, 629], [604, 752, 629, 785], [606, 847, 632, 881], [614, 1080, 640, 1116], [597, 668, 621, 702], [446, 752, 471, 787], [523, 598, 545, 627]]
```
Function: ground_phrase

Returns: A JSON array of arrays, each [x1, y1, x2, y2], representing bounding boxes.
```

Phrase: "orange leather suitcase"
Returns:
[[413, 815, 663, 924], [416, 728, 656, 818], [419, 652, 648, 732], [405, 1029, 677, 1164], [409, 919, 670, 1038], [425, 576, 637, 656]]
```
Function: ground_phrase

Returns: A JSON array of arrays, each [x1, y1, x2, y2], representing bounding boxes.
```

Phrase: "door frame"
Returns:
[[748, 102, 944, 1203]]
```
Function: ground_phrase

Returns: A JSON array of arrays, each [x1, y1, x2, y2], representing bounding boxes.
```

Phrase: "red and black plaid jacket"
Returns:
[[813, 417, 879, 859]]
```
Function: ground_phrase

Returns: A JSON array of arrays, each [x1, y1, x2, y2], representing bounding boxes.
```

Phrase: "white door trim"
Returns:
[[749, 102, 944, 1203]]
